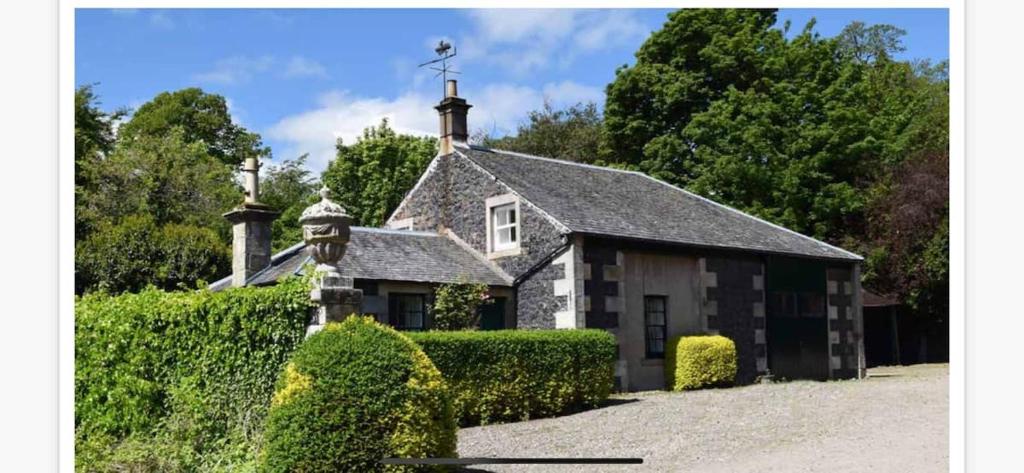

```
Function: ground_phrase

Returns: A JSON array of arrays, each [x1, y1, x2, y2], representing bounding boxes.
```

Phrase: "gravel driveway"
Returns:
[[457, 364, 948, 473]]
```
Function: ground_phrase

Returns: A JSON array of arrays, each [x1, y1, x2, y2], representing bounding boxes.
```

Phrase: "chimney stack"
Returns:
[[223, 155, 279, 287], [435, 79, 471, 155]]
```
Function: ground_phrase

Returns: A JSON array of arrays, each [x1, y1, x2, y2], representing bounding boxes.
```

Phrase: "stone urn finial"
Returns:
[[299, 186, 352, 281], [300, 186, 361, 333]]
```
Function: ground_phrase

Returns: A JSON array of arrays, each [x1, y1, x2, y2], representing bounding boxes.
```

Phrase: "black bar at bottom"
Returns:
[[381, 457, 643, 465]]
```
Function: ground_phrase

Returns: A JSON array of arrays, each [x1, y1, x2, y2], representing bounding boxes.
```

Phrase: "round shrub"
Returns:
[[665, 335, 738, 391], [260, 316, 457, 472]]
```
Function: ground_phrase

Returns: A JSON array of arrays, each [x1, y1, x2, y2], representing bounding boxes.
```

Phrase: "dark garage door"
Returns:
[[766, 257, 829, 381]]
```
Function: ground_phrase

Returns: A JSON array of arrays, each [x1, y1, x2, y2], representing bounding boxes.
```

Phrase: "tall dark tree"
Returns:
[[864, 151, 948, 316], [321, 119, 437, 227], [260, 154, 320, 252], [476, 101, 603, 163], [604, 9, 949, 320], [117, 88, 266, 166]]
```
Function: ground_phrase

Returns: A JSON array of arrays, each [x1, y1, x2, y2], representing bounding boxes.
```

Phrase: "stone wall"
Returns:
[[515, 260, 567, 328], [827, 266, 860, 379], [388, 152, 570, 328], [703, 256, 766, 385], [582, 240, 623, 329], [390, 155, 450, 233]]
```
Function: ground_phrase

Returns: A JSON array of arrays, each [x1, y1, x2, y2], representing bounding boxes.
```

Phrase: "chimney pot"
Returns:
[[435, 80, 471, 155], [223, 155, 279, 287]]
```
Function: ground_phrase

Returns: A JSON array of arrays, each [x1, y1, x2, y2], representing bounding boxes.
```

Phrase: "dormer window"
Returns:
[[486, 194, 521, 257], [492, 204, 517, 250]]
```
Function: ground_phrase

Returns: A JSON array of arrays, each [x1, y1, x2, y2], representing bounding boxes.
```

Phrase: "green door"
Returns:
[[479, 297, 507, 330], [766, 257, 830, 381]]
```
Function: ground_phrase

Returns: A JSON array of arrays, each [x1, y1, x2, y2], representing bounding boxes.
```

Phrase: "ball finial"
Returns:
[[319, 186, 331, 200]]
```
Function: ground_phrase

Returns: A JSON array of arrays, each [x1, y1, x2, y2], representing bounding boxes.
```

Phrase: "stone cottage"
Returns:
[[211, 80, 866, 391]]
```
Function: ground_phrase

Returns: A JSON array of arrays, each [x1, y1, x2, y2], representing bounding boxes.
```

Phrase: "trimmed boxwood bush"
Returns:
[[406, 329, 617, 426], [665, 335, 738, 391], [74, 277, 314, 471], [260, 316, 457, 472]]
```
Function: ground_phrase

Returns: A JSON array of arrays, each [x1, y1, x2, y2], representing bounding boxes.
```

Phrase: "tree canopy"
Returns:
[[602, 8, 948, 318], [321, 119, 437, 227], [116, 88, 267, 166], [476, 101, 603, 163]]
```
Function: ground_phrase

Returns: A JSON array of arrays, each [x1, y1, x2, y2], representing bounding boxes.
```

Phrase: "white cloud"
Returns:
[[266, 91, 438, 171], [573, 10, 647, 52], [194, 55, 329, 85], [265, 80, 604, 171], [284, 56, 328, 79], [457, 9, 647, 76], [193, 55, 274, 85]]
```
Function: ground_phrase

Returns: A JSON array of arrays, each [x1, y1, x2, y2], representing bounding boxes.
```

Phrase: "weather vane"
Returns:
[[418, 40, 459, 96]]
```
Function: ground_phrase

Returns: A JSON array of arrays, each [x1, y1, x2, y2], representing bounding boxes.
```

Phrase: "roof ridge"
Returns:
[[633, 173, 864, 261], [441, 229, 514, 284], [351, 226, 438, 237], [453, 147, 573, 234], [461, 143, 638, 176]]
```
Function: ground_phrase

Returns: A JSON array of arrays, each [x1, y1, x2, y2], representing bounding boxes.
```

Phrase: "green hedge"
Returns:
[[261, 317, 456, 472], [74, 277, 314, 471], [665, 335, 738, 391], [406, 329, 617, 425]]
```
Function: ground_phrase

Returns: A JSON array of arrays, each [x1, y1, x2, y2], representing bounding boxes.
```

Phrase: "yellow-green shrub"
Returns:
[[260, 316, 456, 472], [406, 329, 617, 425], [665, 335, 737, 391]]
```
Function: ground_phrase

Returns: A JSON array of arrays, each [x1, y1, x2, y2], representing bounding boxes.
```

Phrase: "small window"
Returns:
[[768, 292, 825, 318], [491, 203, 518, 251], [644, 296, 667, 359], [389, 293, 426, 331]]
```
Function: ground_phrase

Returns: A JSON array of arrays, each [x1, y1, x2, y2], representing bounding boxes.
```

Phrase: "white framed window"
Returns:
[[492, 203, 518, 251], [485, 194, 521, 257]]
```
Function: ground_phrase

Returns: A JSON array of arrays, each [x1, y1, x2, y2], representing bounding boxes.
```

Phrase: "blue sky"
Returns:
[[76, 8, 949, 171]]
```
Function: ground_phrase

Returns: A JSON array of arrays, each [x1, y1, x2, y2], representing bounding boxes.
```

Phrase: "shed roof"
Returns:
[[209, 226, 512, 291], [456, 144, 862, 262]]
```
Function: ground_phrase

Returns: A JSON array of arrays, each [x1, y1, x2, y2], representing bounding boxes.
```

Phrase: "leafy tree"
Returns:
[[476, 101, 603, 163], [603, 9, 783, 174], [117, 88, 266, 166], [604, 9, 948, 320], [432, 280, 491, 330], [75, 85, 126, 238], [75, 85, 124, 183], [837, 21, 907, 64], [864, 151, 949, 317], [77, 127, 240, 241], [75, 215, 229, 294], [260, 154, 320, 252], [321, 119, 437, 227]]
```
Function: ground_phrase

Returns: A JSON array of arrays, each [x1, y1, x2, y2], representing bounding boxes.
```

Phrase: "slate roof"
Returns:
[[209, 227, 512, 291], [456, 144, 862, 262]]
